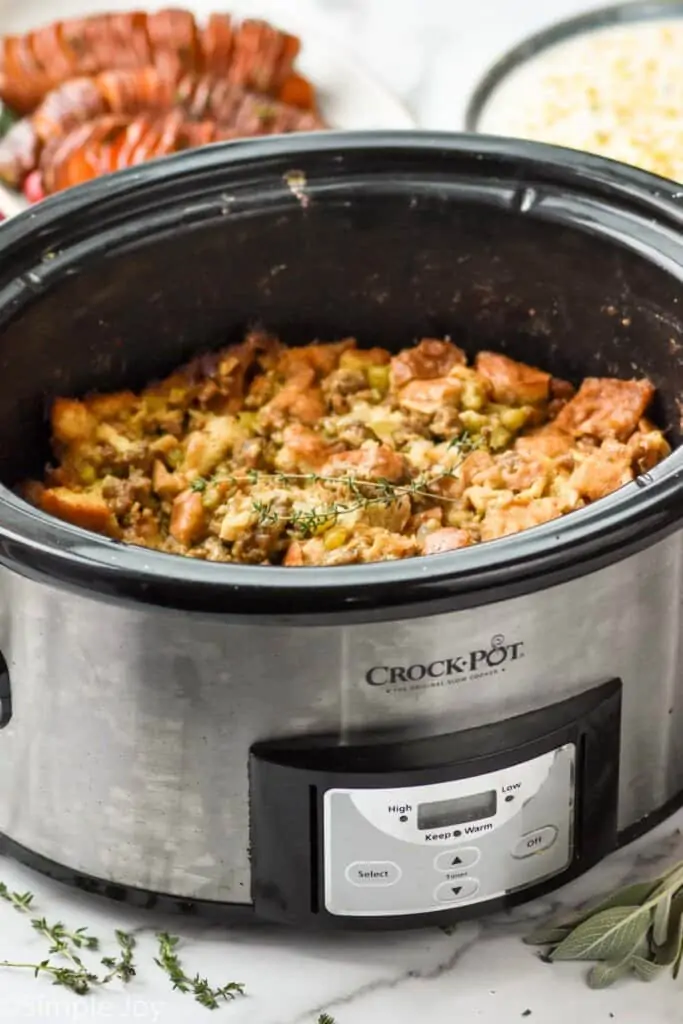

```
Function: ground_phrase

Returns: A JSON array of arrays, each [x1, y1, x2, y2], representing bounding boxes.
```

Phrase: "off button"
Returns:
[[345, 862, 402, 887], [512, 826, 558, 859]]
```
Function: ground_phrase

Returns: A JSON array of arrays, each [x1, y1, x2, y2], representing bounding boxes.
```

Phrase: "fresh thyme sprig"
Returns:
[[29, 916, 97, 989], [101, 929, 137, 983], [31, 917, 100, 954], [1, 881, 244, 1008], [1, 884, 100, 958], [0, 881, 135, 995], [252, 474, 410, 538], [155, 932, 245, 1009], [0, 883, 34, 912], [195, 430, 486, 538], [447, 428, 480, 451], [0, 957, 99, 995], [0, 922, 135, 995]]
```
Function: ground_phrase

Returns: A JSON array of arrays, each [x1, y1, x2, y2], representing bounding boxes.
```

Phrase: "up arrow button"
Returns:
[[434, 847, 481, 872]]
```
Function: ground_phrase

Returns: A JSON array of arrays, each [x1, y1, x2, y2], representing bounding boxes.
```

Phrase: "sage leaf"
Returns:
[[574, 880, 662, 916], [653, 891, 683, 971], [587, 957, 635, 989], [659, 890, 683, 979], [524, 855, 683, 989], [523, 925, 573, 947], [631, 956, 665, 982], [525, 881, 661, 946], [652, 889, 673, 946], [673, 942, 683, 980], [586, 932, 651, 988], [550, 906, 652, 963], [655, 859, 683, 886], [647, 862, 683, 905]]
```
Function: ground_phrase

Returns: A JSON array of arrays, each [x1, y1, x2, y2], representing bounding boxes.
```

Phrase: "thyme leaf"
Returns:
[[240, 467, 463, 538], [447, 428, 484, 453], [155, 932, 245, 1008], [31, 917, 96, 972], [0, 884, 34, 912], [100, 930, 137, 983]]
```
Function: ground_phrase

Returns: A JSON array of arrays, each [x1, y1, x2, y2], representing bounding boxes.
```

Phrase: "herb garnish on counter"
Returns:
[[0, 880, 244, 1008], [13, 859, 683, 1010], [155, 931, 245, 1008], [0, 881, 132, 994], [526, 859, 683, 986]]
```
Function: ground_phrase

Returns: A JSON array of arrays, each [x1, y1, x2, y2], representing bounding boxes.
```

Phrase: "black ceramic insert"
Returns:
[[0, 133, 681, 621]]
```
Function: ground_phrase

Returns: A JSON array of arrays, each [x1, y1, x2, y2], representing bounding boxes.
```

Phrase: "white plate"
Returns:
[[0, 0, 416, 217]]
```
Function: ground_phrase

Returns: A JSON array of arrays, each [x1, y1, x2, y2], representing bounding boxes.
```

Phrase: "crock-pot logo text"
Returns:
[[365, 634, 525, 693]]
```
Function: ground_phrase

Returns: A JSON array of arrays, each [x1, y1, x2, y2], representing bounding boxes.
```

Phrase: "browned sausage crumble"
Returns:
[[22, 332, 670, 566]]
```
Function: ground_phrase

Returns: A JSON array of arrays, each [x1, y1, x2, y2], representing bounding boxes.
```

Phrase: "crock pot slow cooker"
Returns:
[[1, 131, 683, 931]]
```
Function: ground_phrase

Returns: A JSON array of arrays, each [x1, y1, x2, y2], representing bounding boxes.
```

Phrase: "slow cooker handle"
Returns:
[[0, 652, 10, 727]]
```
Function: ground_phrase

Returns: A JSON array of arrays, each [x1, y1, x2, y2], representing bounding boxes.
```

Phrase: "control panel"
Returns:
[[323, 745, 574, 916], [249, 678, 621, 930]]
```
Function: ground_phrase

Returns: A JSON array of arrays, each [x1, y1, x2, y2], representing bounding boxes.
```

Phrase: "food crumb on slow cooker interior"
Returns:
[[21, 333, 670, 567]]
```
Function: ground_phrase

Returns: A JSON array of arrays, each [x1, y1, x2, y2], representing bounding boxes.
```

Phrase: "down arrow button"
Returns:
[[434, 877, 480, 903]]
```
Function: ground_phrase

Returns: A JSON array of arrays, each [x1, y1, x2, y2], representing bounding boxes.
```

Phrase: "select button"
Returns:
[[434, 848, 481, 872], [345, 861, 402, 887]]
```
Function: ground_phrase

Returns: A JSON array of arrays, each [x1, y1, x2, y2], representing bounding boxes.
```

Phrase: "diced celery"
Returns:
[[366, 365, 390, 393], [489, 425, 512, 450], [500, 407, 529, 432], [461, 380, 486, 411], [238, 411, 258, 432], [459, 410, 487, 431], [324, 526, 349, 550]]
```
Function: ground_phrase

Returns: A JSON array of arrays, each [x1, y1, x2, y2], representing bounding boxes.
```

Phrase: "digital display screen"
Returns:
[[417, 791, 497, 831]]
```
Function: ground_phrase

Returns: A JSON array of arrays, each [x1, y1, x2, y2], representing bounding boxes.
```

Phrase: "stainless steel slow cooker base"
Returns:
[[0, 535, 681, 928], [3, 797, 679, 929]]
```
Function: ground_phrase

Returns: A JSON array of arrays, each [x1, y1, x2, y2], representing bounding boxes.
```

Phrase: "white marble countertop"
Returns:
[[3, 0, 683, 1021], [2, 816, 683, 1023]]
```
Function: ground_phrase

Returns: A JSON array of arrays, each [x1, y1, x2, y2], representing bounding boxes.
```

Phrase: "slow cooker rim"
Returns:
[[1, 130, 683, 618], [3, 129, 683, 238], [464, 0, 683, 133]]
